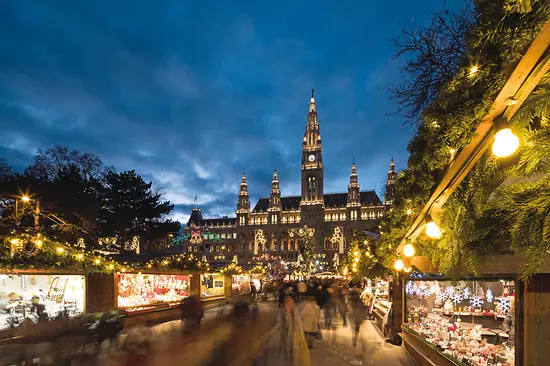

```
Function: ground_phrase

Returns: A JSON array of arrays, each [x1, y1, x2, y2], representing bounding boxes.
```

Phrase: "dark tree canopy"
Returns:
[[388, 6, 475, 124], [25, 145, 112, 182]]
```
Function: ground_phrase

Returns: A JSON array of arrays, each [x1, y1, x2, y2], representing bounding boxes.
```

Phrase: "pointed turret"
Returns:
[[236, 172, 250, 225], [385, 158, 396, 209], [347, 161, 360, 207], [268, 169, 282, 224]]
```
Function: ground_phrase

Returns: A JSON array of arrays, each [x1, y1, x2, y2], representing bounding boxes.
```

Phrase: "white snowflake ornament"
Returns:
[[470, 296, 483, 309]]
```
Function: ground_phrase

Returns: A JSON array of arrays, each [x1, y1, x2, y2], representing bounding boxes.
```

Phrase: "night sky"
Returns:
[[0, 0, 465, 224]]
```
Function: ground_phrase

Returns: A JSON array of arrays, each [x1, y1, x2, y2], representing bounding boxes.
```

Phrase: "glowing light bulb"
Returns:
[[406, 209, 412, 215], [56, 247, 64, 254], [94, 258, 101, 265], [353, 251, 359, 257], [108, 264, 114, 270], [469, 65, 479, 77], [21, 196, 30, 202], [10, 239, 19, 245], [354, 257, 360, 263], [492, 128, 519, 157], [35, 240, 42, 247], [404, 243, 415, 257], [426, 221, 441, 238], [394, 259, 404, 271], [77, 254, 84, 260], [404, 267, 412, 273]]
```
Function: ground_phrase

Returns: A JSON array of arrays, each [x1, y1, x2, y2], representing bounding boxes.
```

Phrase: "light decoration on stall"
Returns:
[[486, 288, 494, 303], [437, 291, 448, 301], [332, 253, 340, 271], [98, 237, 118, 249], [498, 297, 511, 312], [462, 287, 470, 299], [445, 286, 455, 298], [453, 293, 464, 303], [254, 229, 267, 254], [219, 263, 243, 275], [77, 238, 85, 249], [470, 296, 484, 309], [124, 235, 140, 254], [329, 227, 345, 254], [190, 230, 203, 244]]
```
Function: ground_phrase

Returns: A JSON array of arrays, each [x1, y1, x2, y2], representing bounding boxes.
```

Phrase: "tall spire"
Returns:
[[385, 158, 396, 208], [269, 169, 282, 216], [347, 160, 360, 210], [236, 172, 250, 225]]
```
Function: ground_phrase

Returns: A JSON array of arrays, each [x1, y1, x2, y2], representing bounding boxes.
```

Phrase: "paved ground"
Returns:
[[254, 312, 411, 366]]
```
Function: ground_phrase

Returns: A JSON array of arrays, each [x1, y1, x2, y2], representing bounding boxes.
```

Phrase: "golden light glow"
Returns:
[[94, 258, 101, 265], [404, 267, 412, 273], [353, 251, 359, 257], [406, 208, 412, 215], [352, 262, 357, 268], [426, 221, 441, 239], [394, 259, 404, 271], [147, 264, 152, 268], [469, 65, 479, 77], [354, 257, 360, 263], [34, 240, 42, 247], [108, 264, 114, 270], [10, 239, 19, 245], [403, 243, 415, 257], [492, 128, 520, 157], [21, 196, 30, 202], [56, 247, 64, 254], [121, 268, 126, 272], [352, 267, 357, 272], [77, 254, 84, 260]]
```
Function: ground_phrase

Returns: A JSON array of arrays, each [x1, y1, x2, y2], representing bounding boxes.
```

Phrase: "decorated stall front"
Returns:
[[200, 273, 225, 299], [401, 276, 517, 366], [0, 272, 86, 330], [116, 273, 190, 312]]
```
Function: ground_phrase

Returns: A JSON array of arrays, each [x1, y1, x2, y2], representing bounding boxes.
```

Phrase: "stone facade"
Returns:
[[182, 90, 396, 268]]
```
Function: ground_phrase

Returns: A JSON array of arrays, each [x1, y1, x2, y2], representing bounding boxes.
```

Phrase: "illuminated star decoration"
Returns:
[[486, 289, 494, 303], [498, 297, 511, 312], [453, 293, 464, 303], [470, 296, 483, 309]]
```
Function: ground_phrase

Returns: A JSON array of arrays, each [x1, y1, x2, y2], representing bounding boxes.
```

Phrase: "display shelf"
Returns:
[[402, 326, 466, 366]]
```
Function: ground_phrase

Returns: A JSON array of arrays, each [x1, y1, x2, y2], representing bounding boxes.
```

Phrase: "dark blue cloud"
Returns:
[[0, 0, 465, 223]]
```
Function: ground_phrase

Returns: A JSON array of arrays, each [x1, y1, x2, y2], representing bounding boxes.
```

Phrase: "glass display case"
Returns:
[[403, 278, 516, 366], [117, 273, 189, 312], [200, 274, 225, 298], [0, 274, 85, 330]]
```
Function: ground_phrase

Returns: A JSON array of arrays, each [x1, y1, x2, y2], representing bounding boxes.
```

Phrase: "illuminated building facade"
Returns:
[[182, 90, 395, 267]]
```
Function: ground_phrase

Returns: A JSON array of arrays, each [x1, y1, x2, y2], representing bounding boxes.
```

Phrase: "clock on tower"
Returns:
[[308, 154, 316, 162]]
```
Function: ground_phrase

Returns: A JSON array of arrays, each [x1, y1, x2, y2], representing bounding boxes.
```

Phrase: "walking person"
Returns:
[[337, 285, 349, 327], [298, 294, 321, 349], [297, 280, 307, 302], [350, 285, 367, 346], [267, 295, 310, 366], [323, 284, 337, 329], [180, 295, 204, 337]]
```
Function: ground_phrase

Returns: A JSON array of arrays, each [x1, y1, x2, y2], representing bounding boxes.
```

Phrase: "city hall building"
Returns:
[[181, 90, 395, 268]]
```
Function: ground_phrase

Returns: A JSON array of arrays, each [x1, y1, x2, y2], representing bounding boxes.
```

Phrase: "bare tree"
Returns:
[[388, 6, 475, 125]]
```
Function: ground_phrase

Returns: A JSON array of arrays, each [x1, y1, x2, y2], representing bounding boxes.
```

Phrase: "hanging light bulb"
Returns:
[[394, 259, 404, 271], [492, 116, 519, 158], [403, 243, 415, 257], [425, 215, 441, 238]]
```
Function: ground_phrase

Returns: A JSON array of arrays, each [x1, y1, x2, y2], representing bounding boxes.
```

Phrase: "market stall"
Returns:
[[402, 276, 516, 366], [200, 273, 225, 299], [0, 272, 86, 330], [116, 273, 190, 312]]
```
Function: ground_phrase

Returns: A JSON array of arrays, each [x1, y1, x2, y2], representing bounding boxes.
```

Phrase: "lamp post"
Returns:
[[15, 195, 30, 226]]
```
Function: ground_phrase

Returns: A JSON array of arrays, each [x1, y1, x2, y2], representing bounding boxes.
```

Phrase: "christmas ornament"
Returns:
[[470, 296, 483, 309]]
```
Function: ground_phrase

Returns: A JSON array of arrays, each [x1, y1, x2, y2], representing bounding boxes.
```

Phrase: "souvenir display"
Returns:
[[0, 274, 85, 329], [117, 273, 189, 311], [404, 279, 515, 366], [200, 274, 225, 298]]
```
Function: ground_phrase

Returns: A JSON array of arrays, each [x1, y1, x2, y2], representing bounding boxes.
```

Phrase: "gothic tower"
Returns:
[[268, 169, 282, 224], [300, 89, 325, 252], [384, 159, 396, 209], [347, 161, 361, 221], [236, 172, 250, 225]]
